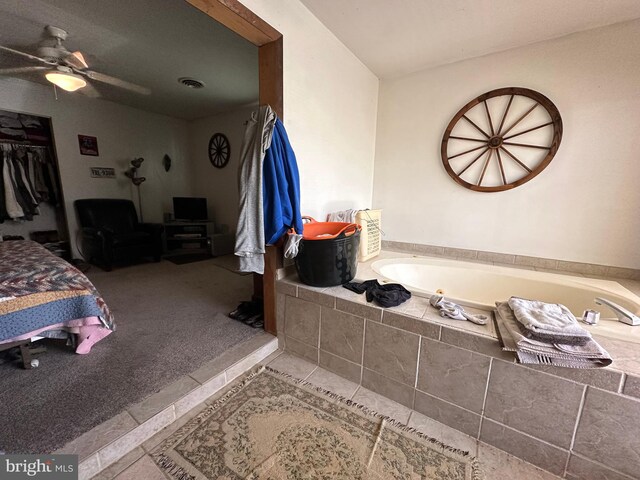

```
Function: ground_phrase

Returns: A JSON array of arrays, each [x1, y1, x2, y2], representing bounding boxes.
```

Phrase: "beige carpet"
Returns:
[[152, 367, 483, 479]]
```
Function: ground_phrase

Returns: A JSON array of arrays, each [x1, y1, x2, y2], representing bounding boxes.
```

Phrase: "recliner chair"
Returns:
[[75, 199, 163, 271]]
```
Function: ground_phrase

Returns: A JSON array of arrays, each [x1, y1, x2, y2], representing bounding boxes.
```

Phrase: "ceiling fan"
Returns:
[[0, 25, 151, 97]]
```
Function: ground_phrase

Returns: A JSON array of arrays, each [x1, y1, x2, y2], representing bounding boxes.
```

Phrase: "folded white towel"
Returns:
[[508, 296, 590, 338], [495, 302, 612, 368]]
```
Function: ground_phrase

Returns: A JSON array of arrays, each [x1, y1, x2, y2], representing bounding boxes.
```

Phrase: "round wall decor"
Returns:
[[441, 87, 562, 192], [208, 133, 230, 168]]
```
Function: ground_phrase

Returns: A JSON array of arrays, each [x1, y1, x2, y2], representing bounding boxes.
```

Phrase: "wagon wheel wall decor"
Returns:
[[209, 133, 230, 168], [441, 87, 562, 192]]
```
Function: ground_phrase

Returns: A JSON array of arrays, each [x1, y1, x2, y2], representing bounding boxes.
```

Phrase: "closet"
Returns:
[[0, 109, 68, 258]]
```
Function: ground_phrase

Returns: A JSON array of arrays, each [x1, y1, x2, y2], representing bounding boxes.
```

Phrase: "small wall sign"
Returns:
[[78, 135, 99, 156], [90, 167, 115, 178]]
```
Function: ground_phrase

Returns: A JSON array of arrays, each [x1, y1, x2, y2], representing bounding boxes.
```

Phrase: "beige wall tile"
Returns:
[[319, 349, 362, 383], [566, 454, 633, 480], [174, 373, 226, 418], [382, 310, 440, 339], [284, 296, 321, 346], [557, 260, 608, 277], [91, 447, 145, 480], [363, 320, 420, 386], [407, 411, 478, 456], [128, 376, 199, 424], [284, 335, 319, 364], [98, 406, 175, 469], [484, 360, 584, 448], [298, 287, 336, 308], [525, 364, 623, 393], [477, 251, 515, 264], [320, 307, 364, 363], [573, 387, 640, 478], [335, 297, 382, 322], [114, 455, 166, 480], [606, 266, 640, 281], [514, 255, 558, 269], [361, 368, 415, 409], [417, 338, 491, 413], [270, 351, 318, 380], [413, 390, 481, 438], [57, 411, 138, 460], [443, 247, 478, 260], [306, 367, 359, 399], [477, 441, 566, 480], [351, 387, 412, 424], [479, 420, 568, 476], [276, 280, 298, 297], [440, 327, 514, 361], [623, 374, 640, 399]]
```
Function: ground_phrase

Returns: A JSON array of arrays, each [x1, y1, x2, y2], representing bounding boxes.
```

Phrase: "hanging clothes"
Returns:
[[234, 105, 277, 274], [262, 118, 303, 245]]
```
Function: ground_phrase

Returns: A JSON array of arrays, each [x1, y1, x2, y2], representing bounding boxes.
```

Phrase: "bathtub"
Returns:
[[371, 256, 640, 344]]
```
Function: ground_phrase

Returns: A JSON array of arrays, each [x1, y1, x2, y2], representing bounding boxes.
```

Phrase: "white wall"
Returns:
[[373, 20, 640, 269], [188, 105, 256, 232], [0, 77, 192, 256], [236, 0, 379, 218]]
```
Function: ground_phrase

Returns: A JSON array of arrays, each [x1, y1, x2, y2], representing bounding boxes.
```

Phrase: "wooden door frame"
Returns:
[[186, 0, 283, 335]]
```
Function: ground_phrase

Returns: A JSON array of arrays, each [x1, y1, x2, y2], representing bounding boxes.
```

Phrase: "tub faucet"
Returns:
[[594, 297, 640, 326]]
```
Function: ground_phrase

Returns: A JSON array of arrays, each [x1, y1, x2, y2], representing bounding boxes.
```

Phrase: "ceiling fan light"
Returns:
[[45, 71, 86, 92]]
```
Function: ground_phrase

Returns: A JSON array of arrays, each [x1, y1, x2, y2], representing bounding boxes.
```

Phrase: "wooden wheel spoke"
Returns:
[[477, 149, 492, 186], [449, 136, 486, 143], [462, 115, 490, 138], [447, 143, 487, 160], [497, 94, 514, 135], [501, 102, 539, 136], [502, 141, 550, 150], [483, 100, 495, 136], [441, 87, 562, 192], [500, 146, 532, 173], [495, 149, 507, 185], [503, 121, 553, 140], [457, 147, 489, 176]]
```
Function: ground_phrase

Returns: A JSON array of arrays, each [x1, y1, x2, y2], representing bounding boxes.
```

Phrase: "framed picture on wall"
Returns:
[[78, 134, 99, 156]]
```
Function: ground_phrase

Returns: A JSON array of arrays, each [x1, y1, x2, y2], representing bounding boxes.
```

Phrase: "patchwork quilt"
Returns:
[[0, 240, 114, 343]]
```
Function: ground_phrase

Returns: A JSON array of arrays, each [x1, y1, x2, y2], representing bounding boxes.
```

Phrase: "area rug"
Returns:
[[152, 366, 483, 479]]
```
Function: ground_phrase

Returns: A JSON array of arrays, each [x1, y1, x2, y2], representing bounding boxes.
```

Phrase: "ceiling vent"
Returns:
[[178, 77, 205, 89]]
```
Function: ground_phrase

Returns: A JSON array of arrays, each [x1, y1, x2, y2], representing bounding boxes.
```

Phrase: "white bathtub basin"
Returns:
[[372, 257, 640, 345]]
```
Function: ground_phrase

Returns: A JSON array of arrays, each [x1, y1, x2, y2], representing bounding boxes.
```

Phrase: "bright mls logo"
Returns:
[[1, 455, 77, 480]]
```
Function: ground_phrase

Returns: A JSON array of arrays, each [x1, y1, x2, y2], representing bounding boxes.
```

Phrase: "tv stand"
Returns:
[[164, 221, 214, 256]]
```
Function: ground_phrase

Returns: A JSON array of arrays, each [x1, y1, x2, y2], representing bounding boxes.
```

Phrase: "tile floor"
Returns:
[[94, 350, 561, 479]]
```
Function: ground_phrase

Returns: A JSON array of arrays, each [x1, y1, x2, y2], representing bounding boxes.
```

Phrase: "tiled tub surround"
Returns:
[[382, 240, 640, 280], [277, 277, 640, 479], [59, 333, 278, 480]]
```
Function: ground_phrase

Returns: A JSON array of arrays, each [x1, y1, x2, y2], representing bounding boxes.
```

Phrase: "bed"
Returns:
[[0, 240, 114, 366]]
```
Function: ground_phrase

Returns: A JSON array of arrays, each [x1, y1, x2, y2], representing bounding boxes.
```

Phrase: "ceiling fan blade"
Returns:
[[84, 70, 151, 95], [0, 45, 53, 66], [65, 51, 88, 69], [79, 82, 100, 98], [0, 66, 50, 74]]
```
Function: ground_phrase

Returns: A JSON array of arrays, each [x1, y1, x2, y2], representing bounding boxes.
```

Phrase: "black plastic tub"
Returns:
[[295, 227, 361, 287]]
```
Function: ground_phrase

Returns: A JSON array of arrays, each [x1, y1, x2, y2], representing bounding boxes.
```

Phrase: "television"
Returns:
[[173, 197, 208, 221]]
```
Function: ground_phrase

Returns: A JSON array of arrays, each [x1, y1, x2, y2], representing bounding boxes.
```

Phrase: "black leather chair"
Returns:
[[75, 199, 163, 271]]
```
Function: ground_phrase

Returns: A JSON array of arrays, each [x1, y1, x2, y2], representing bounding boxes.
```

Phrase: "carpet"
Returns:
[[165, 253, 214, 265], [0, 260, 258, 454], [152, 367, 483, 480]]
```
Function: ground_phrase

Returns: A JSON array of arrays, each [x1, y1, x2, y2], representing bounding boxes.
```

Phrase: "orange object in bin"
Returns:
[[293, 216, 362, 287], [298, 216, 361, 240]]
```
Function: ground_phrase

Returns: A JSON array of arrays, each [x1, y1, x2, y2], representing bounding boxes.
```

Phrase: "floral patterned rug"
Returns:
[[152, 366, 483, 479]]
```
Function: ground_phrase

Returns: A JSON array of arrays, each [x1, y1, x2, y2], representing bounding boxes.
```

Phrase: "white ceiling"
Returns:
[[300, 0, 640, 78], [0, 0, 258, 119]]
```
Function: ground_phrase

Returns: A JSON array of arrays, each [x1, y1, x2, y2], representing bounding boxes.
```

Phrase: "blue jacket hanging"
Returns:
[[263, 118, 303, 245]]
